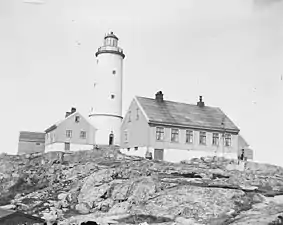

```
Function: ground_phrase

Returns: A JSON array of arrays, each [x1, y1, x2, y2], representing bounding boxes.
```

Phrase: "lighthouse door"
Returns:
[[109, 132, 114, 146]]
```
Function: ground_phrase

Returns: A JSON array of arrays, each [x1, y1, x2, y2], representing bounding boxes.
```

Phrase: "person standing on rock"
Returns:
[[145, 151, 152, 160], [240, 149, 245, 161]]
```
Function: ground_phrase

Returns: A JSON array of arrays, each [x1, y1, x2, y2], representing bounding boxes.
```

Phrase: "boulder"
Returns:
[[75, 202, 91, 214]]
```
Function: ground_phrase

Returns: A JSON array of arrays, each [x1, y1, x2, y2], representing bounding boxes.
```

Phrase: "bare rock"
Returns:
[[108, 202, 131, 215], [75, 202, 91, 214], [0, 204, 16, 210], [175, 216, 202, 225], [58, 192, 68, 201]]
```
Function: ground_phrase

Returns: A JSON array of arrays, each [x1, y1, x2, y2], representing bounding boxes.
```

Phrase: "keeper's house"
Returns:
[[120, 91, 242, 163], [44, 107, 97, 152]]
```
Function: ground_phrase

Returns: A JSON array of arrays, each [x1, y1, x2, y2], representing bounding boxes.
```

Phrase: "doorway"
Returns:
[[154, 149, 164, 161], [109, 132, 114, 146], [64, 142, 70, 151]]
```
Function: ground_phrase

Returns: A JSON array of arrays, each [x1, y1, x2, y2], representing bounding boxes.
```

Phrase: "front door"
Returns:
[[154, 149, 164, 161], [64, 142, 70, 151], [109, 132, 114, 145]]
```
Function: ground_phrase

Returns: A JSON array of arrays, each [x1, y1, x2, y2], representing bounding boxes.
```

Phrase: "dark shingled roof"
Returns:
[[136, 96, 240, 133], [19, 131, 45, 143]]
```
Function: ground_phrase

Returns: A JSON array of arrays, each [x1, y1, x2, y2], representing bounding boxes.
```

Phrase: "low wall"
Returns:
[[120, 147, 238, 163], [120, 147, 148, 158], [163, 149, 237, 163], [45, 143, 94, 153]]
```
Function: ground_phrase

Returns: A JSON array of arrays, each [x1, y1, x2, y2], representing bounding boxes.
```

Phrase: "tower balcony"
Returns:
[[95, 46, 125, 58]]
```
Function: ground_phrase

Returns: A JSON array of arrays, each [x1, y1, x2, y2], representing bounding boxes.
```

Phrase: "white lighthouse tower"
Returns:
[[89, 32, 125, 146]]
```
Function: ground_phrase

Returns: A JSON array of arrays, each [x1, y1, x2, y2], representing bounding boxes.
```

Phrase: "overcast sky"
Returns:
[[0, 0, 282, 165]]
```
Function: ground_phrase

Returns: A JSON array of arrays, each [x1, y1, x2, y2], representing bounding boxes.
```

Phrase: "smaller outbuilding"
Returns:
[[17, 131, 45, 155], [0, 208, 45, 225]]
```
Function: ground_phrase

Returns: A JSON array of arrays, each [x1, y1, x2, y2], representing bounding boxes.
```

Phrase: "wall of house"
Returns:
[[149, 125, 239, 155], [45, 142, 94, 152], [17, 141, 45, 155], [45, 129, 57, 145], [45, 112, 96, 151], [120, 99, 151, 149], [120, 124, 239, 162]]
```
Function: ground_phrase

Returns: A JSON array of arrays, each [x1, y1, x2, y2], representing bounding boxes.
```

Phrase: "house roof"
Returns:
[[45, 111, 97, 133], [19, 131, 45, 143], [135, 96, 240, 133]]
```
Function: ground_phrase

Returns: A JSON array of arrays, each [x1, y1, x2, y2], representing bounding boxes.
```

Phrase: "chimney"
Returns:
[[65, 112, 71, 118], [197, 96, 205, 107], [155, 91, 164, 103], [71, 107, 76, 114]]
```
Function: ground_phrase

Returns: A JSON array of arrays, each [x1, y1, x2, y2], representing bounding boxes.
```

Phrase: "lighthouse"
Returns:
[[89, 32, 125, 146]]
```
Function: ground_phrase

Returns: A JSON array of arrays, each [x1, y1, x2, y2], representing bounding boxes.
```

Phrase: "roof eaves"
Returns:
[[44, 124, 57, 133], [216, 107, 240, 131]]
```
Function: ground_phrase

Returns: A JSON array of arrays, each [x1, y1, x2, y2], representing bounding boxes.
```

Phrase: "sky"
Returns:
[[0, 0, 282, 165]]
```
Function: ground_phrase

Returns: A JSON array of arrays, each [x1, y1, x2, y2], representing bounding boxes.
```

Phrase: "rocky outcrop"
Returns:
[[1, 150, 283, 225]]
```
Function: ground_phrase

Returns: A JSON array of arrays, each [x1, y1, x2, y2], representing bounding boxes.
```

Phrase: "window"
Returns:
[[199, 131, 206, 145], [124, 130, 128, 143], [225, 133, 232, 146], [136, 108, 139, 120], [36, 143, 40, 145], [75, 116, 80, 123], [186, 130, 193, 143], [111, 94, 115, 99], [112, 70, 116, 74], [127, 147, 130, 151], [128, 111, 131, 122], [134, 146, 138, 151], [156, 127, 164, 141], [212, 133, 219, 146], [171, 128, 179, 142], [66, 130, 72, 138], [80, 131, 86, 139]]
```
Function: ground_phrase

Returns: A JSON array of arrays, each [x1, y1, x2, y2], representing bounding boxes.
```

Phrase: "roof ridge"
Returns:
[[45, 111, 97, 133], [136, 96, 218, 109]]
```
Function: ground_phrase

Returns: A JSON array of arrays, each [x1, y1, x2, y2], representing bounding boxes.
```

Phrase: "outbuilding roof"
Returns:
[[19, 131, 45, 143]]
